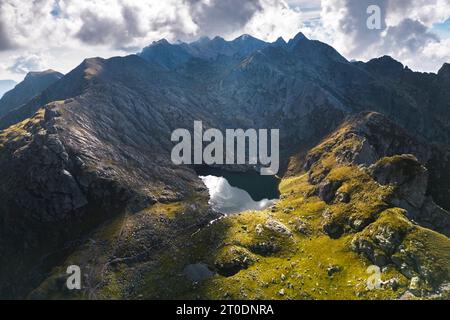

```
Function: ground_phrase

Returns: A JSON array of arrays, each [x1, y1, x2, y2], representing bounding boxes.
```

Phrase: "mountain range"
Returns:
[[0, 33, 449, 299]]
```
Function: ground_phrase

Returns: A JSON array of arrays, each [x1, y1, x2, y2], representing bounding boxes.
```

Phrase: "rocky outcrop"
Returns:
[[370, 154, 428, 208], [321, 209, 344, 239], [263, 218, 292, 237], [299, 113, 450, 291], [214, 246, 256, 277], [316, 179, 343, 204], [352, 208, 448, 289], [351, 209, 410, 267], [369, 154, 450, 236]]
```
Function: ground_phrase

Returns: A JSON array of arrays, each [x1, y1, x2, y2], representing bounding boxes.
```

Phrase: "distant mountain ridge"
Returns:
[[139, 34, 268, 69], [0, 70, 63, 118]]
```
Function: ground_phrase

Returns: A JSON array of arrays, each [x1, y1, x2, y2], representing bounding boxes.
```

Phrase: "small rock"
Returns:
[[327, 265, 342, 277], [409, 276, 421, 291], [336, 192, 351, 203], [283, 206, 294, 214], [255, 224, 263, 235]]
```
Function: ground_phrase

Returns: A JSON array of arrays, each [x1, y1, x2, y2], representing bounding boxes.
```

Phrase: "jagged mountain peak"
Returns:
[[151, 38, 171, 46], [438, 62, 450, 77], [287, 31, 308, 47], [366, 55, 404, 71], [139, 33, 269, 68], [78, 57, 105, 70], [233, 33, 263, 43], [286, 35, 348, 65], [193, 36, 211, 44], [139, 40, 192, 70], [235, 33, 252, 40], [273, 36, 287, 46], [211, 35, 226, 42], [82, 56, 106, 63]]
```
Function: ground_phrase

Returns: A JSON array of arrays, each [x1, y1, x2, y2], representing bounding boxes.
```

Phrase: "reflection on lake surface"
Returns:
[[198, 168, 280, 214]]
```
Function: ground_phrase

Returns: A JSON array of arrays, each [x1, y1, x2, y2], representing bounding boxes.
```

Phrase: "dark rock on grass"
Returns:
[[417, 198, 450, 237], [283, 206, 295, 214], [249, 242, 281, 256], [350, 217, 373, 232], [316, 179, 343, 204], [349, 208, 449, 290], [248, 219, 294, 256], [336, 191, 350, 203], [293, 219, 312, 236], [372, 251, 389, 267], [370, 154, 426, 187], [352, 220, 406, 257], [322, 220, 344, 239], [327, 265, 342, 277], [322, 209, 344, 239]]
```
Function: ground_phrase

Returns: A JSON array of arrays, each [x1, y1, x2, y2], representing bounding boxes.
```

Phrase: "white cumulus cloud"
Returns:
[[0, 0, 448, 80]]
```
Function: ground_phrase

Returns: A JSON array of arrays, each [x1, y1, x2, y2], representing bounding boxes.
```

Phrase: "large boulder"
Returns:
[[370, 154, 428, 209], [369, 154, 450, 236], [316, 179, 343, 204], [351, 208, 410, 267]]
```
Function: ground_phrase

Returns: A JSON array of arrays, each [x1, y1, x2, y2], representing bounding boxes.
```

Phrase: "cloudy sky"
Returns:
[[0, 0, 449, 81]]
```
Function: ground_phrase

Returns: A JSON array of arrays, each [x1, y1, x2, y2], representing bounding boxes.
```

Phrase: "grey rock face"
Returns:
[[264, 218, 292, 237], [418, 198, 450, 237], [370, 154, 428, 209], [316, 180, 343, 204], [369, 154, 450, 236]]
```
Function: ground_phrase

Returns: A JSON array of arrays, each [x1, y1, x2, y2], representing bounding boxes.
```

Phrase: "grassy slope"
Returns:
[[34, 162, 449, 300], [134, 171, 409, 300], [31, 118, 450, 300]]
